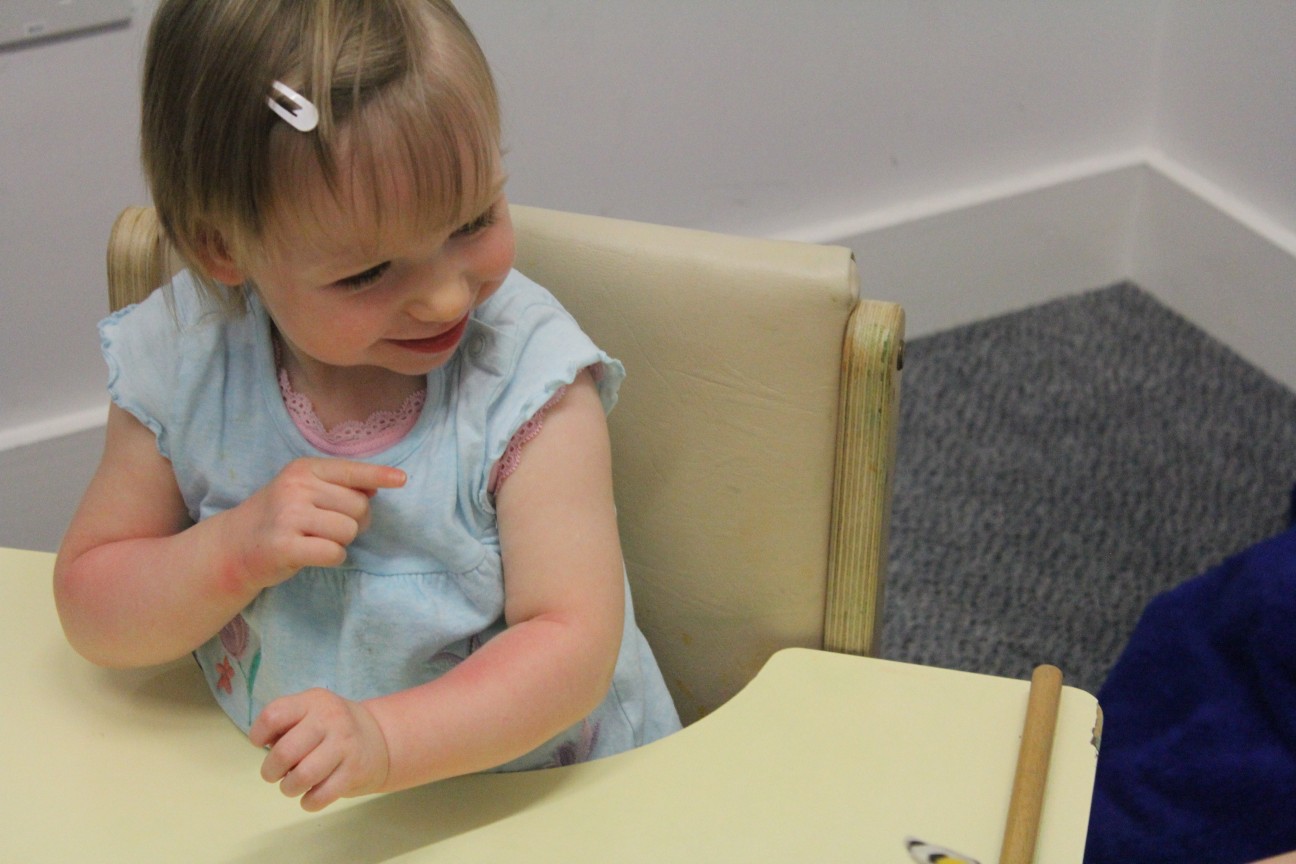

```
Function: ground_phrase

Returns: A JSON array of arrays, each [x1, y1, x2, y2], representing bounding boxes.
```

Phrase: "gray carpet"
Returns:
[[881, 283, 1296, 696]]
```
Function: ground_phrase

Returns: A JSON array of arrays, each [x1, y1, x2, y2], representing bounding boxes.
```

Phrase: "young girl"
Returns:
[[53, 0, 679, 811]]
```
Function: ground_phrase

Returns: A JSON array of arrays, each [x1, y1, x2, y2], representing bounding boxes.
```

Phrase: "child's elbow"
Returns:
[[64, 635, 142, 670], [54, 613, 131, 669], [575, 618, 623, 715], [54, 601, 133, 670], [52, 560, 141, 670], [59, 620, 161, 670]]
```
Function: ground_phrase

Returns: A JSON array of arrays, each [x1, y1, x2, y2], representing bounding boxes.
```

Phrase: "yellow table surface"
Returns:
[[1, 547, 1098, 862]]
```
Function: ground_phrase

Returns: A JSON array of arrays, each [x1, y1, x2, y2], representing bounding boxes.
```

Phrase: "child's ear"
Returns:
[[191, 226, 248, 286]]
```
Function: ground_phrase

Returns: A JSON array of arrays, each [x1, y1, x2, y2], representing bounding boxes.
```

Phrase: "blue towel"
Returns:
[[1086, 525, 1296, 863]]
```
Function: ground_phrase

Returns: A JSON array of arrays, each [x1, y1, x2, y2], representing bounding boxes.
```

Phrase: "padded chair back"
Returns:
[[107, 204, 904, 724]]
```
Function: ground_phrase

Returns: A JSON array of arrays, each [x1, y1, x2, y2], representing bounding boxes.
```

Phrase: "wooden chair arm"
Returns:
[[824, 291, 904, 656]]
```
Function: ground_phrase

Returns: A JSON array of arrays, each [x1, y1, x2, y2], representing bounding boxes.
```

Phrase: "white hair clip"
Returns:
[[268, 80, 319, 132]]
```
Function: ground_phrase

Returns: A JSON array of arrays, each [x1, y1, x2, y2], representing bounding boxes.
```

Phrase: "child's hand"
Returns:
[[222, 458, 406, 591], [250, 688, 391, 811]]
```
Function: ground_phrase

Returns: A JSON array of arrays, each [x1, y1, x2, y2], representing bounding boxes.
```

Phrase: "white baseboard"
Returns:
[[0, 403, 107, 454], [804, 150, 1296, 391], [1133, 155, 1296, 392], [830, 157, 1145, 338]]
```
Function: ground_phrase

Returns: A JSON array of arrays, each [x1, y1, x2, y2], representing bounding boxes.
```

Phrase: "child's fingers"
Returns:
[[257, 720, 326, 785], [295, 750, 354, 812], [299, 768, 349, 812], [278, 746, 342, 802], [285, 535, 349, 571], [249, 690, 384, 811], [263, 733, 319, 788], [310, 459, 407, 493], [249, 694, 309, 750], [304, 484, 374, 533], [298, 507, 366, 548]]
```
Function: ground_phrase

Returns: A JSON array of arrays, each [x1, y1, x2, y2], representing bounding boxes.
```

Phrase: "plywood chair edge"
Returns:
[[823, 292, 904, 657]]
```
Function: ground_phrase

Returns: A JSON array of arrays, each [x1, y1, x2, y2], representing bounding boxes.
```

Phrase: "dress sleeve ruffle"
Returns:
[[469, 271, 624, 502], [99, 289, 179, 459], [96, 273, 229, 462]]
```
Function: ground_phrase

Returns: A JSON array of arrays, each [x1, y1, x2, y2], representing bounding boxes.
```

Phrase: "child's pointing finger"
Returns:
[[311, 459, 407, 494]]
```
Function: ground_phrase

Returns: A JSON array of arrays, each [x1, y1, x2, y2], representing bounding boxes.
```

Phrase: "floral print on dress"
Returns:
[[216, 657, 235, 694], [216, 614, 261, 727]]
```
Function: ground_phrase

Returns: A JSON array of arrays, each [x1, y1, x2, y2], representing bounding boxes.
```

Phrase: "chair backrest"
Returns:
[[107, 204, 904, 724]]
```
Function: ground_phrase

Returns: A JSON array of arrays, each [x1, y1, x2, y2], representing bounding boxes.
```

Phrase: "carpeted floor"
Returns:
[[881, 282, 1296, 696]]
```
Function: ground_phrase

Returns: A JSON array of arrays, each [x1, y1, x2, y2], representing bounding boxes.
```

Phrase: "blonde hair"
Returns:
[[141, 0, 501, 308]]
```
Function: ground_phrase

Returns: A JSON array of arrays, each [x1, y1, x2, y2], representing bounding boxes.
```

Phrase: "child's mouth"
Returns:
[[389, 316, 469, 354]]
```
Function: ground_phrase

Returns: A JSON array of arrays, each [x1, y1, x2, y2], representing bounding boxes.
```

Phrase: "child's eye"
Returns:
[[451, 206, 497, 238], [335, 262, 390, 290]]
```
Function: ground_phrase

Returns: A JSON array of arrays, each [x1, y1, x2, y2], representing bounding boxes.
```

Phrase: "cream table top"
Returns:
[[1, 547, 1098, 863]]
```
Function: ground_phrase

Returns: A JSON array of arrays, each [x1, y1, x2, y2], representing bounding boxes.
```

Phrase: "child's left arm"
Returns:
[[251, 369, 626, 810]]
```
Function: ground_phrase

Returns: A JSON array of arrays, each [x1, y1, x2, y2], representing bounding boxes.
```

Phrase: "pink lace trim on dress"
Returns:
[[277, 367, 427, 459], [275, 337, 590, 486], [278, 370, 567, 485], [487, 386, 568, 495]]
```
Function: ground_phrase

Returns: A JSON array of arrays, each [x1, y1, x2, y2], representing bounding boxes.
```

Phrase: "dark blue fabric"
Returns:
[[1085, 525, 1296, 863]]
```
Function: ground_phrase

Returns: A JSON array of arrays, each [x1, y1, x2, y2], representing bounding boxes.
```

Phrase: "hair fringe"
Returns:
[[142, 0, 500, 312]]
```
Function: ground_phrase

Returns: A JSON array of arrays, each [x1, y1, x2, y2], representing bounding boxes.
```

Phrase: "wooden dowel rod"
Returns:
[[999, 664, 1064, 864]]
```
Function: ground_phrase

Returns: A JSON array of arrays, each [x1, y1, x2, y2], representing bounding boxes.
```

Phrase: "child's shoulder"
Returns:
[[476, 269, 569, 325], [468, 269, 624, 424], [103, 271, 237, 336], [99, 271, 255, 382]]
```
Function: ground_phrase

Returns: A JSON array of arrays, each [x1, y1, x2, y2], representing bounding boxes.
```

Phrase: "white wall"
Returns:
[[0, 0, 1165, 445], [2, 1, 1294, 551], [1155, 1, 1296, 236], [0, 14, 150, 551], [0, 16, 149, 441], [1136, 2, 1296, 389], [471, 0, 1161, 238]]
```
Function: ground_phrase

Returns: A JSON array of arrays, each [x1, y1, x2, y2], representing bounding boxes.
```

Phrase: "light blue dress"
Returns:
[[99, 269, 680, 769]]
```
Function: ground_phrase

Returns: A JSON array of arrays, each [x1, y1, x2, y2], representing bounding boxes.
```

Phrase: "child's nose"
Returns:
[[406, 273, 473, 323]]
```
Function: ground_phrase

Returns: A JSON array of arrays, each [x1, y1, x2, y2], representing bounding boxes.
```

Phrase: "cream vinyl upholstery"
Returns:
[[107, 204, 904, 724]]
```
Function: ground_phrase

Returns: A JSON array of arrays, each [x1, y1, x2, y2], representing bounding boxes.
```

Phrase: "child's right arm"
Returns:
[[54, 404, 405, 668]]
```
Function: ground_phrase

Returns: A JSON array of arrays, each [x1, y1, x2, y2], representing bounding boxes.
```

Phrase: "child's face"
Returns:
[[230, 154, 514, 382]]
